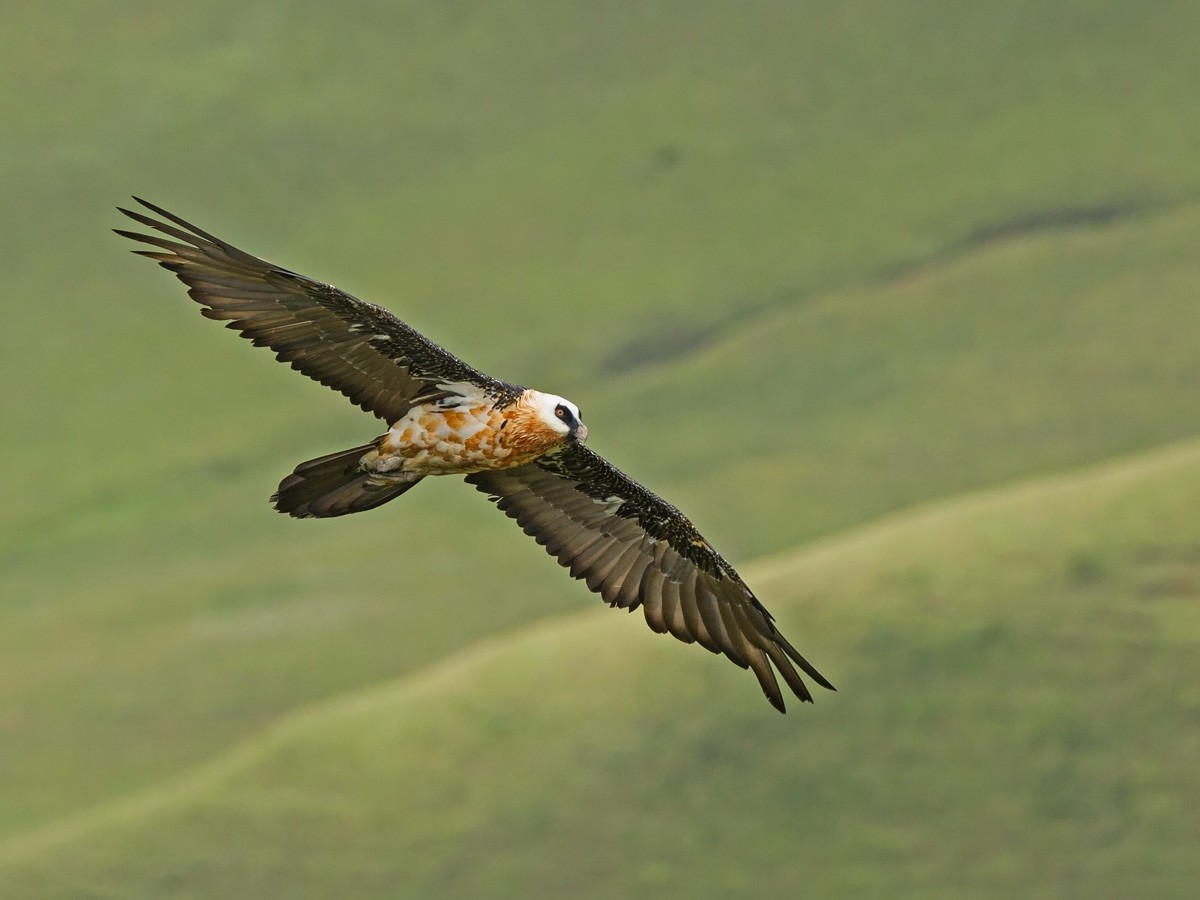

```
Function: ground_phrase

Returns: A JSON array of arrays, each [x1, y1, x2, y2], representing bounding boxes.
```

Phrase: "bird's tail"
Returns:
[[271, 443, 423, 518]]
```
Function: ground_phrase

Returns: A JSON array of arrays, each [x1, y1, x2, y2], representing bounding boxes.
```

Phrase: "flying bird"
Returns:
[[115, 198, 835, 712]]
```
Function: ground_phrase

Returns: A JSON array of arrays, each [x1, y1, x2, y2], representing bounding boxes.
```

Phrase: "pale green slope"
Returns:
[[5, 195, 1197, 839], [3, 0, 1200, 839], [3, 439, 1198, 898]]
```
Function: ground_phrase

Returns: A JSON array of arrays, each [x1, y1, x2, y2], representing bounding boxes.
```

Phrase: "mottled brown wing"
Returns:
[[466, 444, 835, 712], [116, 198, 515, 422]]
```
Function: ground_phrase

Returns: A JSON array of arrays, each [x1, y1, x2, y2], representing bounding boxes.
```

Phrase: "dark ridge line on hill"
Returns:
[[873, 196, 1160, 283], [599, 192, 1193, 377], [597, 286, 798, 376]]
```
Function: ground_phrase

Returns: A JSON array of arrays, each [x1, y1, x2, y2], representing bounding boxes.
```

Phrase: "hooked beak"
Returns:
[[573, 423, 589, 444]]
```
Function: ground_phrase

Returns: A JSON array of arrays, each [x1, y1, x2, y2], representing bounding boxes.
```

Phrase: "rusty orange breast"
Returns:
[[500, 394, 568, 461]]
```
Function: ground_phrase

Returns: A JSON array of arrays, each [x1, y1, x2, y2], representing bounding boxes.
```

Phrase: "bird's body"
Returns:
[[117, 198, 834, 712], [371, 388, 583, 476]]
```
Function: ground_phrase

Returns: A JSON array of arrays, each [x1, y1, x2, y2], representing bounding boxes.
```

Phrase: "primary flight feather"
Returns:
[[115, 198, 835, 712]]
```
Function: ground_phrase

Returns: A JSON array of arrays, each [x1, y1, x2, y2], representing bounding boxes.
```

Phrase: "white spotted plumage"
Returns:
[[366, 388, 584, 476]]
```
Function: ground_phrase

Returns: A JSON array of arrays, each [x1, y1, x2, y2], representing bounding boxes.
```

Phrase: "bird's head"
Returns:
[[530, 391, 588, 444]]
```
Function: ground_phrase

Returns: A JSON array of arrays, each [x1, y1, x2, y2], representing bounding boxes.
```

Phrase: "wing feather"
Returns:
[[746, 648, 785, 711], [675, 572, 717, 652], [659, 576, 695, 647], [696, 578, 748, 667], [466, 444, 835, 712], [567, 535, 620, 578], [116, 198, 515, 422], [719, 609, 760, 674], [586, 542, 630, 595], [610, 547, 655, 611], [639, 566, 671, 636]]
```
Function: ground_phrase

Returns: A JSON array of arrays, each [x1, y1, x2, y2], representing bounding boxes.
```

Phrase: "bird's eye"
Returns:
[[555, 405, 567, 419]]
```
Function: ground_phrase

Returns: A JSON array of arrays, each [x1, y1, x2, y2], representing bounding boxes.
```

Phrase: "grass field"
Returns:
[[3, 439, 1198, 897], [2, 1, 1199, 894]]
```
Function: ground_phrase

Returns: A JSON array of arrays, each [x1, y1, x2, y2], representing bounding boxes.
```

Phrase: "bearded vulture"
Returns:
[[116, 198, 835, 712]]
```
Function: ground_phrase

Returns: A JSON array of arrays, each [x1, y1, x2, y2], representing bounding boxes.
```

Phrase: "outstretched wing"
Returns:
[[466, 444, 835, 712], [115, 198, 515, 422]]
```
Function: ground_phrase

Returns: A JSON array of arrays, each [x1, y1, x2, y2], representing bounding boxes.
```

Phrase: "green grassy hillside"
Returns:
[[3, 439, 1198, 898], [2, 0, 1199, 867]]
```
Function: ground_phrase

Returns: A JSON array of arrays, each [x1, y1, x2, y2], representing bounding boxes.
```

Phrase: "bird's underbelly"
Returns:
[[362, 401, 555, 476]]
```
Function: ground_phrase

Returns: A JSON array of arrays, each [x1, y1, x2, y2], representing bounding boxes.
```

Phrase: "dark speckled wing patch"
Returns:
[[466, 444, 835, 712], [116, 198, 517, 422]]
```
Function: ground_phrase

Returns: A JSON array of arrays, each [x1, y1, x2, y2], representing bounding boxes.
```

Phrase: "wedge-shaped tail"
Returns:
[[272, 444, 423, 518]]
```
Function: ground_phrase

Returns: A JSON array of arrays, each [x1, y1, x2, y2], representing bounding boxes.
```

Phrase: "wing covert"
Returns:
[[116, 198, 515, 422], [466, 444, 835, 712]]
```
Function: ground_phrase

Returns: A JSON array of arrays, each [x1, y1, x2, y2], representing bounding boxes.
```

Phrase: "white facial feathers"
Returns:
[[526, 391, 585, 440]]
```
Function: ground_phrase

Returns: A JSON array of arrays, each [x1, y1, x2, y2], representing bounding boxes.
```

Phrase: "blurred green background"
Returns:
[[2, 1, 1199, 896]]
